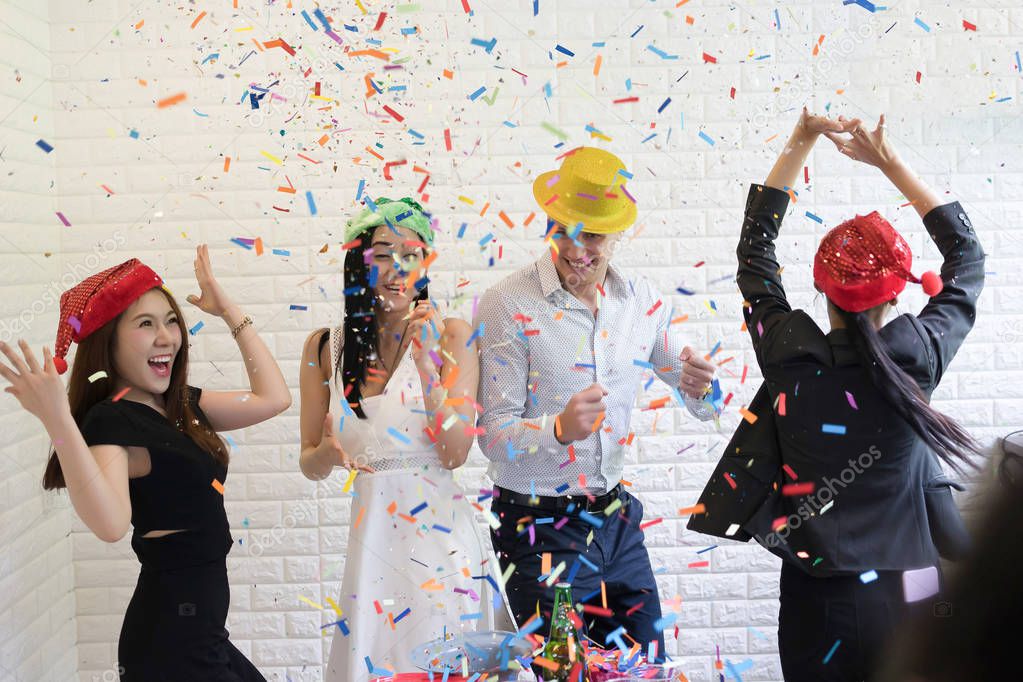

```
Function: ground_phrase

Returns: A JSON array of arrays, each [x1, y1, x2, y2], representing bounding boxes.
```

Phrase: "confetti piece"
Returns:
[[260, 150, 282, 165], [739, 407, 758, 424], [845, 391, 858, 410], [782, 482, 815, 496], [306, 190, 317, 215], [843, 0, 877, 11], [341, 469, 358, 494], [299, 596, 325, 610], [112, 387, 131, 402], [914, 17, 931, 32], [36, 139, 53, 153], [822, 423, 847, 435], [87, 371, 108, 383], [189, 321, 204, 336], [211, 478, 225, 494], [823, 640, 842, 664], [963, 19, 977, 31], [805, 211, 823, 223], [697, 131, 715, 145], [541, 122, 568, 140], [157, 92, 187, 108], [860, 570, 879, 584], [777, 391, 787, 416], [678, 504, 705, 515], [55, 212, 71, 226], [647, 44, 678, 60], [381, 104, 404, 122]]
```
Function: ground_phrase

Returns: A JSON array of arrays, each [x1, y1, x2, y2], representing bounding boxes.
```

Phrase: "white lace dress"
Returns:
[[324, 327, 512, 681]]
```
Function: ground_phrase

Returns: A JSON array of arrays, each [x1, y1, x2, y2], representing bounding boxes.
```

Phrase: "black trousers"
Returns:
[[490, 489, 666, 660], [778, 562, 939, 682]]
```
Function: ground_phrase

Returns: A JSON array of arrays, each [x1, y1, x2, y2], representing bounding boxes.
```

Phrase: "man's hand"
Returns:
[[679, 346, 715, 399], [555, 383, 608, 444]]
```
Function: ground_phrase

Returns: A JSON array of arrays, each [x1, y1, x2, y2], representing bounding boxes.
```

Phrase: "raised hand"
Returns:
[[823, 114, 899, 170], [0, 341, 70, 424], [797, 106, 858, 137], [320, 412, 375, 473], [766, 108, 860, 192], [556, 383, 608, 444], [409, 301, 445, 373], [186, 244, 234, 317]]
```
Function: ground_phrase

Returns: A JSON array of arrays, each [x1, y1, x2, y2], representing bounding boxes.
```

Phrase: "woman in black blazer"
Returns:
[[723, 109, 984, 681]]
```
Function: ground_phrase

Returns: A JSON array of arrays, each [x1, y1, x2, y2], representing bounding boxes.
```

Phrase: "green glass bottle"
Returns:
[[540, 582, 587, 681]]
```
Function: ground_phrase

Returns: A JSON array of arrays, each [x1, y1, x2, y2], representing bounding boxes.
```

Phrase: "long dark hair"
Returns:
[[835, 304, 979, 472], [43, 288, 227, 489], [317, 228, 429, 419]]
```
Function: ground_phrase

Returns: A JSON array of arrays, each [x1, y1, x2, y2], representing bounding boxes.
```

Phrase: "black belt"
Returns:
[[493, 483, 624, 514]]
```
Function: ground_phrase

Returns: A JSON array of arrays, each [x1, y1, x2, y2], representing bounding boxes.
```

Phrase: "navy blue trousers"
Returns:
[[490, 488, 666, 659]]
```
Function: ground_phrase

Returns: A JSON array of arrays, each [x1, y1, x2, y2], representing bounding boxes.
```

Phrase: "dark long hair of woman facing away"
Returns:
[[835, 304, 979, 473], [317, 233, 429, 419], [42, 287, 227, 489]]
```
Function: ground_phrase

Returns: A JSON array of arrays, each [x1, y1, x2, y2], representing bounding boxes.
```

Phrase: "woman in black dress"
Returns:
[[0, 246, 292, 681], [723, 109, 984, 681]]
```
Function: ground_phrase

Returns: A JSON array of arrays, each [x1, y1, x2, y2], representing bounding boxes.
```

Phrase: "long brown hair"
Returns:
[[835, 304, 979, 473], [43, 287, 227, 490]]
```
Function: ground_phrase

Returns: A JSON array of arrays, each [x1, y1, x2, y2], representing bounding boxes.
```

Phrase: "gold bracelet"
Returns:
[[230, 315, 253, 338]]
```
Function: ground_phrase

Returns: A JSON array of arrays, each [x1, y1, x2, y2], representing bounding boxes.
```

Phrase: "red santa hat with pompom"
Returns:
[[52, 259, 163, 374], [813, 211, 943, 314]]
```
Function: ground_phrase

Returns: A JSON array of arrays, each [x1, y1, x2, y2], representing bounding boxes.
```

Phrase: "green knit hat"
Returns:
[[344, 197, 435, 246]]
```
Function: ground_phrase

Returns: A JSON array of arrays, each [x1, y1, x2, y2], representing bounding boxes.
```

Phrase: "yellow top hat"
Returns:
[[532, 146, 637, 234]]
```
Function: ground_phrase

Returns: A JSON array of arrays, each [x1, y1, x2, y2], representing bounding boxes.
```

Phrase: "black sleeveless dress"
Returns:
[[80, 386, 264, 682]]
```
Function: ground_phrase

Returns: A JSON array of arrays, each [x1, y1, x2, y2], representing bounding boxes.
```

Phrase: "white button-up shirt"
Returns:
[[475, 255, 711, 496]]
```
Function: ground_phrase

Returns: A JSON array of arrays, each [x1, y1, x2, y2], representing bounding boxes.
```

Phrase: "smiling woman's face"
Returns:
[[367, 224, 427, 310], [112, 289, 182, 398]]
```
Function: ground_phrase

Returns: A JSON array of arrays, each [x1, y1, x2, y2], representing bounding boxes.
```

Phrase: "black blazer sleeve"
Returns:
[[881, 202, 985, 392], [735, 184, 794, 366]]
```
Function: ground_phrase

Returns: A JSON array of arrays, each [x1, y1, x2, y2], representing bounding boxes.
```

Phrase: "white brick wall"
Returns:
[[2, 0, 1022, 680], [0, 2, 81, 681]]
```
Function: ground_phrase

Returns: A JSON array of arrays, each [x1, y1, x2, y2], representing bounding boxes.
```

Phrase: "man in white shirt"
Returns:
[[475, 146, 716, 661]]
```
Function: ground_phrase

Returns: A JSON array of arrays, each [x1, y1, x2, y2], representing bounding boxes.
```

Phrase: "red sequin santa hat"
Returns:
[[813, 211, 943, 313], [52, 259, 164, 374]]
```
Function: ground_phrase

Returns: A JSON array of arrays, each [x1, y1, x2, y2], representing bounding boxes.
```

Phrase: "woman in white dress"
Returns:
[[299, 197, 511, 681]]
